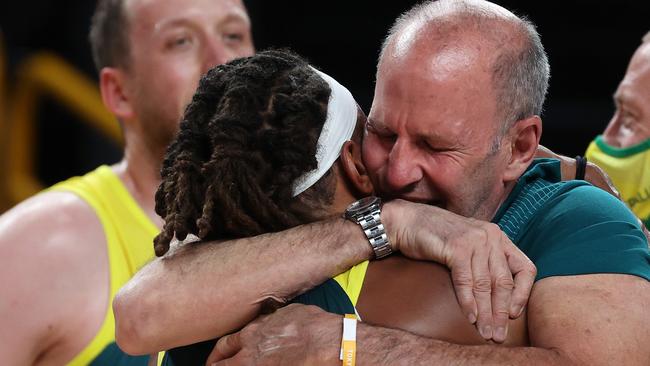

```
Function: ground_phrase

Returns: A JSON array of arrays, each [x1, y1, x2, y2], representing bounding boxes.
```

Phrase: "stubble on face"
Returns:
[[367, 29, 511, 221]]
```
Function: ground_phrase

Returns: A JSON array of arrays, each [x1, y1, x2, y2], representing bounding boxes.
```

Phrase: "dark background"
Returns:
[[1, 0, 649, 187]]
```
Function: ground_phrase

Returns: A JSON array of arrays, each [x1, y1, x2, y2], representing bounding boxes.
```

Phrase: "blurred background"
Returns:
[[0, 0, 648, 213]]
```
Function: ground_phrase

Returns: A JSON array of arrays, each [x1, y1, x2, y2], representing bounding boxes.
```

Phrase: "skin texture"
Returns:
[[0, 0, 253, 364], [113, 147, 536, 353], [363, 33, 511, 221], [602, 42, 650, 148], [357, 255, 529, 346], [113, 2, 645, 364], [206, 4, 650, 366], [362, 24, 541, 341]]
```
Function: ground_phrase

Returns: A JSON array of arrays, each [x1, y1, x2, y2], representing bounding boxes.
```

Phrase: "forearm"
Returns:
[[113, 217, 372, 354], [356, 324, 568, 366]]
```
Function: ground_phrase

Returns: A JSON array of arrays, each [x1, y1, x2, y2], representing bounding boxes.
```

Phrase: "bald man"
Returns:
[[116, 1, 650, 365]]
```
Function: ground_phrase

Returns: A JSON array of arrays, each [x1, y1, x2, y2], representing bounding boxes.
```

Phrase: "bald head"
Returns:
[[379, 0, 549, 132]]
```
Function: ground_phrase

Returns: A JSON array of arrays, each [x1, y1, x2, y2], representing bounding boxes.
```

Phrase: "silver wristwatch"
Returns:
[[344, 196, 393, 259]]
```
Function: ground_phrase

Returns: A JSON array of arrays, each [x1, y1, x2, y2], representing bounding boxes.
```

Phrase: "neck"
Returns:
[[481, 179, 518, 222], [112, 137, 165, 229]]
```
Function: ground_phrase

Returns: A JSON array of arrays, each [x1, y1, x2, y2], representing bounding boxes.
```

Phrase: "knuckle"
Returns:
[[473, 278, 492, 293], [452, 272, 474, 287], [484, 222, 500, 234], [493, 309, 510, 321], [495, 276, 515, 290], [472, 228, 489, 243]]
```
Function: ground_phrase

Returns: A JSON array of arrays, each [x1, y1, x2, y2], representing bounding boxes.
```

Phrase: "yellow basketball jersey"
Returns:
[[49, 165, 160, 365]]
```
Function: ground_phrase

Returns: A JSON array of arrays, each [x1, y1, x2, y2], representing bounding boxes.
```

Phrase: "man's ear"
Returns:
[[99, 67, 135, 120], [503, 115, 542, 182], [339, 140, 374, 196]]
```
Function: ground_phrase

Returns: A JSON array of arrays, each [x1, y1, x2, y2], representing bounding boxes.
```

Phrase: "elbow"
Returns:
[[113, 286, 160, 355]]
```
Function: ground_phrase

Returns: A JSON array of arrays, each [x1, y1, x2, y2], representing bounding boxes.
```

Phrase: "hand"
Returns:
[[383, 199, 536, 343], [535, 147, 650, 241], [583, 161, 620, 198], [207, 304, 341, 366], [535, 145, 621, 198]]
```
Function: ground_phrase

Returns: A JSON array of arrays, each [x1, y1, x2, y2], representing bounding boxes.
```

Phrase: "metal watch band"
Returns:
[[345, 197, 393, 259], [356, 208, 392, 259]]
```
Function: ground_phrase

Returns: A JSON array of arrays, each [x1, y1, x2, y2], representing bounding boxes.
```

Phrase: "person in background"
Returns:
[[586, 31, 650, 229], [0, 0, 254, 364]]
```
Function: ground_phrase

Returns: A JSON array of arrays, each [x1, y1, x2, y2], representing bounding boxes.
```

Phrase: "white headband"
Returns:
[[291, 67, 358, 197]]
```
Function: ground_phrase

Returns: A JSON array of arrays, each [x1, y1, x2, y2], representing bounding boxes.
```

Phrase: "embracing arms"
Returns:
[[209, 274, 650, 366], [113, 200, 535, 354], [207, 185, 650, 365]]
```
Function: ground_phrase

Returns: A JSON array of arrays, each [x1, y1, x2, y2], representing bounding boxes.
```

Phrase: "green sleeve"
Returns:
[[518, 185, 650, 281]]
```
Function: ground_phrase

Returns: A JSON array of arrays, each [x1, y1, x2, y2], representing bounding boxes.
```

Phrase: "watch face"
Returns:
[[346, 196, 381, 217]]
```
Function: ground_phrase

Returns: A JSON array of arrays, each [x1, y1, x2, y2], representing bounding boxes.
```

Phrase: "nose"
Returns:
[[602, 111, 622, 147], [385, 138, 423, 191], [202, 38, 229, 73]]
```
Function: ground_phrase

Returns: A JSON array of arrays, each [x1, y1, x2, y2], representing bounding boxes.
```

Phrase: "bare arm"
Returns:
[[0, 192, 108, 365], [114, 200, 536, 354], [210, 274, 650, 366], [535, 145, 620, 197], [114, 216, 373, 354]]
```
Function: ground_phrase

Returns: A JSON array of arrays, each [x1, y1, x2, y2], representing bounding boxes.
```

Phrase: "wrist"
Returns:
[[338, 217, 375, 262], [379, 200, 404, 252], [344, 197, 394, 259], [308, 310, 347, 364]]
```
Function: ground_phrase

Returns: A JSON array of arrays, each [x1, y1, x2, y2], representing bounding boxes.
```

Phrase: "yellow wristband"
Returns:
[[340, 314, 357, 366]]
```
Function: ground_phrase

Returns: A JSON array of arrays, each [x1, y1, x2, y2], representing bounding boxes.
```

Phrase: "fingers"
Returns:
[[210, 332, 242, 364], [488, 235, 515, 343], [450, 250, 478, 325], [506, 244, 536, 319], [470, 240, 493, 341]]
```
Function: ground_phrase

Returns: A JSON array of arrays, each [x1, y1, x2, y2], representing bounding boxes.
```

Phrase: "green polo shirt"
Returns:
[[494, 158, 650, 281]]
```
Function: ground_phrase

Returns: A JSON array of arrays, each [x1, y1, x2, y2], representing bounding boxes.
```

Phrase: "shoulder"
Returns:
[[0, 191, 109, 359], [539, 183, 640, 231], [521, 183, 650, 281], [0, 190, 106, 251]]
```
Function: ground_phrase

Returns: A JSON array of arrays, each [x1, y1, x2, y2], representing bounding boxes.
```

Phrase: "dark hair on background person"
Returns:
[[153, 49, 339, 256], [89, 0, 130, 71]]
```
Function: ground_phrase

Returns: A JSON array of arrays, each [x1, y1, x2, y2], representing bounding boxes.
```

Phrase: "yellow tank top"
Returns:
[[333, 260, 369, 307], [49, 165, 160, 365]]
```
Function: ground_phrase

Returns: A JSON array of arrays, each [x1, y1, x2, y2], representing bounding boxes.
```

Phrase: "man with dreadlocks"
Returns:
[[116, 1, 650, 365], [150, 48, 535, 365], [0, 0, 254, 364]]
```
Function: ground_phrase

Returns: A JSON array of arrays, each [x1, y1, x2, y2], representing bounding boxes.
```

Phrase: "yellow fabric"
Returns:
[[48, 165, 160, 366], [333, 260, 369, 306], [586, 137, 650, 227]]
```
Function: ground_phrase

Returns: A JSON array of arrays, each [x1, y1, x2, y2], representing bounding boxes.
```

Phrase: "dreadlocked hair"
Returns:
[[154, 49, 339, 256]]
